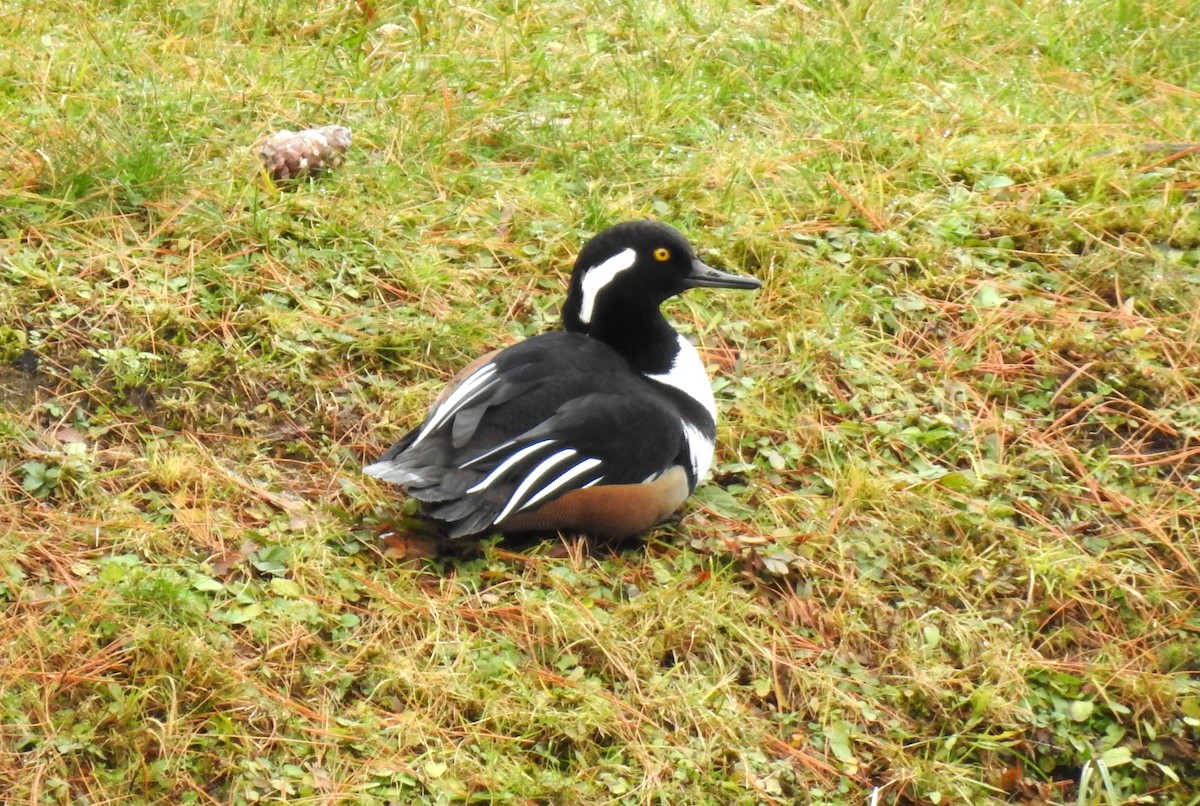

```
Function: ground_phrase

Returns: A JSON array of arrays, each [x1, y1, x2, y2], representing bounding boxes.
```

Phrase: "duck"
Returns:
[[364, 220, 761, 539]]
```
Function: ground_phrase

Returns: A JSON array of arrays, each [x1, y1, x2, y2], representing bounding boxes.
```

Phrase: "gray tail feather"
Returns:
[[429, 486, 509, 536], [363, 461, 426, 486], [365, 460, 503, 539], [444, 508, 503, 539]]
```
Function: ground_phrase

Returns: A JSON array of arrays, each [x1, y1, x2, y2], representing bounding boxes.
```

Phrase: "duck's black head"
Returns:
[[561, 221, 760, 352]]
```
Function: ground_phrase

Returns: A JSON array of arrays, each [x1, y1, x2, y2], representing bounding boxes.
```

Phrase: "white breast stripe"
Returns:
[[681, 421, 716, 483], [578, 248, 637, 325], [495, 448, 578, 523], [519, 457, 603, 511], [466, 439, 555, 493], [646, 335, 717, 420], [413, 362, 498, 446]]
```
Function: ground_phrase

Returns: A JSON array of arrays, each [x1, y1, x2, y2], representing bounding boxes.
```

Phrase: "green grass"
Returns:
[[3, 0, 1200, 803]]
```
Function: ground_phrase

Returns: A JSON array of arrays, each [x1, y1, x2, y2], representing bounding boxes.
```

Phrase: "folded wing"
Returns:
[[364, 333, 689, 538]]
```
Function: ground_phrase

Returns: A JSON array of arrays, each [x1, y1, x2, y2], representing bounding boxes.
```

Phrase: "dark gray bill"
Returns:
[[682, 258, 762, 290]]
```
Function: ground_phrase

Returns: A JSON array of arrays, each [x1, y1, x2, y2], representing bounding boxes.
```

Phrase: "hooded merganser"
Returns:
[[364, 220, 760, 538]]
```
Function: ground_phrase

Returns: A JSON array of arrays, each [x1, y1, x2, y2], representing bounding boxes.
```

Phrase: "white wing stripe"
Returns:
[[518, 457, 603, 512], [465, 439, 554, 494], [429, 363, 496, 425], [495, 448, 578, 523], [460, 437, 518, 469], [413, 363, 498, 446]]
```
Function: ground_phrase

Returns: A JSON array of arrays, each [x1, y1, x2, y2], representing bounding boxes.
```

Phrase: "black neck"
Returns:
[[563, 292, 678, 375]]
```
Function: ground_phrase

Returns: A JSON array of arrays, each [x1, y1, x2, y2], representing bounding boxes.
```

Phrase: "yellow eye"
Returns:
[[653, 247, 671, 262]]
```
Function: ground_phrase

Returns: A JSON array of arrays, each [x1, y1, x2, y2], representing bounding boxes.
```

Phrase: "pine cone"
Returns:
[[256, 125, 352, 180]]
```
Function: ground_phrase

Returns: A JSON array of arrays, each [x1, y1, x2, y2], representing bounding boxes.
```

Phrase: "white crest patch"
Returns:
[[646, 335, 717, 420], [578, 248, 637, 325]]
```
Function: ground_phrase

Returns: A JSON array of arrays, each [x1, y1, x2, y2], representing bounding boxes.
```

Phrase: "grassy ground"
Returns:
[[2, 0, 1199, 803]]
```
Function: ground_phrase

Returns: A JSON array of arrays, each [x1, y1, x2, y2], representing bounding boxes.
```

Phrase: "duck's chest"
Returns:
[[644, 335, 718, 483]]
